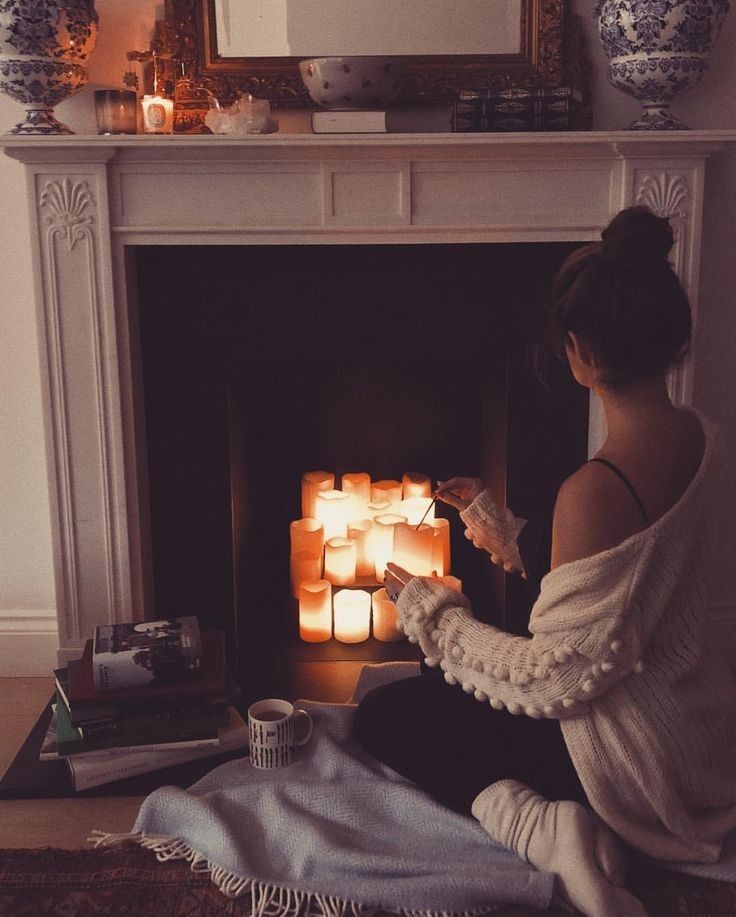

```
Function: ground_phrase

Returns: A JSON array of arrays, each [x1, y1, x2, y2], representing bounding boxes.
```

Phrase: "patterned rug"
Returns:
[[1, 843, 736, 916]]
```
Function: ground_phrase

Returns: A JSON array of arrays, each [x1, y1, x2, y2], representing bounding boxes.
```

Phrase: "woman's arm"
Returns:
[[395, 552, 644, 719], [459, 490, 527, 574], [436, 479, 528, 575]]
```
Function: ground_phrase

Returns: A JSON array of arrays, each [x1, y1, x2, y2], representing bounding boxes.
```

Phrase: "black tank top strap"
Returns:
[[588, 457, 651, 527]]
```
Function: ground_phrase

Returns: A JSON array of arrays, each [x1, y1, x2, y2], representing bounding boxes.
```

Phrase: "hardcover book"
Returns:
[[68, 630, 227, 723], [64, 707, 248, 791], [311, 109, 387, 133], [43, 699, 227, 758], [453, 87, 582, 133], [93, 616, 202, 690], [311, 106, 453, 134]]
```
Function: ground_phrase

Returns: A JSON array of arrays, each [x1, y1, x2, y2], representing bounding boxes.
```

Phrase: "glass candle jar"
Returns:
[[94, 90, 137, 135]]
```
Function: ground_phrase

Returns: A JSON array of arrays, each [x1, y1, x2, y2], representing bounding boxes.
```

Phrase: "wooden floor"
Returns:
[[0, 663, 364, 849]]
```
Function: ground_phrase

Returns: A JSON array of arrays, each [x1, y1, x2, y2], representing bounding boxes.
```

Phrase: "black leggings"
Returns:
[[354, 667, 587, 816]]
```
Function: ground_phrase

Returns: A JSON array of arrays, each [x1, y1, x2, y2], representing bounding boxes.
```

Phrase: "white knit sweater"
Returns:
[[396, 413, 736, 862]]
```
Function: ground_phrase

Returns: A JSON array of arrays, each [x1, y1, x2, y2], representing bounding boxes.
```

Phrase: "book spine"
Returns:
[[311, 112, 387, 133], [56, 694, 224, 754], [453, 106, 574, 133], [58, 732, 222, 757], [68, 692, 232, 727], [458, 87, 581, 102], [67, 744, 226, 791], [63, 715, 222, 752], [78, 702, 229, 740], [66, 711, 249, 789]]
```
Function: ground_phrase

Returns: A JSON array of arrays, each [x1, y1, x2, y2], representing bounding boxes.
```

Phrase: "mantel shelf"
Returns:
[[2, 129, 736, 165]]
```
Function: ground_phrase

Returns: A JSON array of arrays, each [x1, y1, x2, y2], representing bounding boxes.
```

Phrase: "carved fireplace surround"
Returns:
[[2, 130, 734, 664]]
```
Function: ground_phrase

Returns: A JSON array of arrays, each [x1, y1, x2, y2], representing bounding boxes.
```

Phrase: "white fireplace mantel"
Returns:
[[3, 130, 735, 662]]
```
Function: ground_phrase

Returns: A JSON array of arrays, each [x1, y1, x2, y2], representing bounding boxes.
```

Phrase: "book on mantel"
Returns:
[[311, 105, 453, 134], [453, 86, 582, 133]]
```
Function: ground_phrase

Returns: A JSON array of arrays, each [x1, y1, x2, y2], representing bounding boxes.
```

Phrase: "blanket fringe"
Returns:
[[88, 830, 490, 917]]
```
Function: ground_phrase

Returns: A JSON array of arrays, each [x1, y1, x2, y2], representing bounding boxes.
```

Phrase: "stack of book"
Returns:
[[40, 617, 247, 791], [453, 87, 583, 133]]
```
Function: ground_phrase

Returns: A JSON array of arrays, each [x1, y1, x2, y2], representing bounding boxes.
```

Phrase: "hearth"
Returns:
[[136, 243, 588, 700]]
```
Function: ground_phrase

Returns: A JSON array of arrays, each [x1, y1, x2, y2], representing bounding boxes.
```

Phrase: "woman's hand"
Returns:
[[435, 477, 484, 512], [384, 563, 414, 603]]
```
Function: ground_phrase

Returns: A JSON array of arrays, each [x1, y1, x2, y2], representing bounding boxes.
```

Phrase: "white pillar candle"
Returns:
[[141, 94, 174, 134], [371, 480, 402, 512], [372, 588, 404, 642], [333, 589, 371, 643], [393, 522, 435, 576], [347, 519, 374, 578], [301, 471, 334, 519], [366, 500, 391, 520], [315, 489, 352, 539], [399, 496, 434, 526], [441, 575, 463, 592], [323, 536, 357, 585], [298, 579, 332, 643], [290, 518, 324, 558], [430, 518, 451, 576], [290, 551, 323, 598], [402, 472, 432, 498], [341, 472, 371, 504], [373, 513, 407, 581]]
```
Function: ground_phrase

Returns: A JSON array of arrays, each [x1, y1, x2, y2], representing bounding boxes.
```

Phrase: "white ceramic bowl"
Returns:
[[298, 56, 403, 110]]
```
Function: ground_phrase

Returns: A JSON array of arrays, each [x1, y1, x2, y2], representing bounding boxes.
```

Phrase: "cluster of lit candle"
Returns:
[[292, 471, 460, 643]]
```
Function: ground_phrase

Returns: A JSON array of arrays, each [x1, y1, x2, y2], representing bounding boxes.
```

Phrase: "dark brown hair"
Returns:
[[548, 206, 691, 389]]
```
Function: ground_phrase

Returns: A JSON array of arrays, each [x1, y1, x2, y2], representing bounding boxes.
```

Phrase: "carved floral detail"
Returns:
[[635, 172, 690, 222], [40, 177, 94, 251]]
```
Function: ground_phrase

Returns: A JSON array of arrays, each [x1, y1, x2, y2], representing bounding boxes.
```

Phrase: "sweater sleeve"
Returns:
[[395, 548, 648, 720], [459, 490, 527, 574]]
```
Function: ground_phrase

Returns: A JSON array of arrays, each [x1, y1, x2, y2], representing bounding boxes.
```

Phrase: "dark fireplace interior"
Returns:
[[135, 243, 589, 703]]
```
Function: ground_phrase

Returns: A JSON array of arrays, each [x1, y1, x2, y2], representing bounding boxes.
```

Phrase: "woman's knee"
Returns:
[[353, 684, 397, 755]]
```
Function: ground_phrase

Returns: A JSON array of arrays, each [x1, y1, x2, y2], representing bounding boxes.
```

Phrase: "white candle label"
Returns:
[[147, 103, 167, 129]]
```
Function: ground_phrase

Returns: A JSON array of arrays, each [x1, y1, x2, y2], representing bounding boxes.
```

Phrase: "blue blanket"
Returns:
[[114, 698, 553, 915]]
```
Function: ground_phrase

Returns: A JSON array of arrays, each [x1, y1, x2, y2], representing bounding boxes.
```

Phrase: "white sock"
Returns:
[[472, 780, 646, 917]]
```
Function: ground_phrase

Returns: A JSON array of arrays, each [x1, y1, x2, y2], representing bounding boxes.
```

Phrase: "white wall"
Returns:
[[0, 1, 734, 673], [0, 0, 159, 673]]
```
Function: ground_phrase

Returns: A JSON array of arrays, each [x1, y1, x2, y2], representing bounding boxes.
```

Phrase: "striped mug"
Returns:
[[247, 698, 314, 769]]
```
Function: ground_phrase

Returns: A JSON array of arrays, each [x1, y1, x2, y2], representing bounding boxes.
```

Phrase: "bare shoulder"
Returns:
[[550, 462, 646, 569]]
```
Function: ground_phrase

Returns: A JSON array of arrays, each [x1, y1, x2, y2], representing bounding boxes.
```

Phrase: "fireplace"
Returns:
[[136, 241, 587, 699], [1, 131, 723, 687]]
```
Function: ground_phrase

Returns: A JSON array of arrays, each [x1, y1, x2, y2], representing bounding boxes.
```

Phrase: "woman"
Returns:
[[354, 206, 736, 917]]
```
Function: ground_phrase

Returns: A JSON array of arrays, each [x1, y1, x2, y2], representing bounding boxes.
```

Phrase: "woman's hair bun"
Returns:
[[600, 205, 674, 268]]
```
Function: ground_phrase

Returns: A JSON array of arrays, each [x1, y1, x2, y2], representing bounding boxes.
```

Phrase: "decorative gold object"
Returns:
[[145, 0, 590, 132]]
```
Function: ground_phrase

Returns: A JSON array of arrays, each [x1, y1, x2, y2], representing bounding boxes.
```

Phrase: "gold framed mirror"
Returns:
[[153, 0, 588, 130]]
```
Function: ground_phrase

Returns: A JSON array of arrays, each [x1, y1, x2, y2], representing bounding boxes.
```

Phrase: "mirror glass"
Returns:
[[214, 0, 523, 59]]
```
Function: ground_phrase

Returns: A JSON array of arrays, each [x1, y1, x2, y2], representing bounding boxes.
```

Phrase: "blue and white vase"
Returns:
[[596, 0, 729, 129], [0, 0, 98, 134]]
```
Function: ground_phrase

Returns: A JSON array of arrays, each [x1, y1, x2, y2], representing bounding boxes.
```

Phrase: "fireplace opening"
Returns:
[[136, 243, 589, 702]]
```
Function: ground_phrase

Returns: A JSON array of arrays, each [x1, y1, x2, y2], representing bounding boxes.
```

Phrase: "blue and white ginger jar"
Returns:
[[596, 0, 730, 129], [0, 0, 98, 134]]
